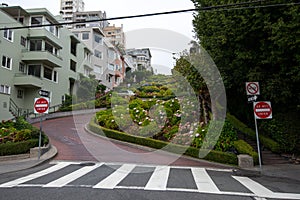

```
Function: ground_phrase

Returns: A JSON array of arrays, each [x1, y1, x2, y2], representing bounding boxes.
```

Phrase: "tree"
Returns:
[[191, 0, 300, 153], [76, 74, 99, 102]]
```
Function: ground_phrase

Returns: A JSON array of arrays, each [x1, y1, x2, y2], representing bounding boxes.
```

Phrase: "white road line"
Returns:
[[0, 162, 71, 188], [232, 176, 274, 197], [43, 163, 103, 188], [191, 168, 220, 193], [93, 164, 136, 189], [144, 166, 170, 191], [234, 176, 300, 199]]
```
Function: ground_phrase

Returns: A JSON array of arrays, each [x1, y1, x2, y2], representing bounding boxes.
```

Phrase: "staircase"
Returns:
[[237, 132, 291, 165], [9, 98, 22, 118]]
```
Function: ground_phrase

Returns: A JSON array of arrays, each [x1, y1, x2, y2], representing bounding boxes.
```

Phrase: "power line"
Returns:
[[0, 1, 299, 31]]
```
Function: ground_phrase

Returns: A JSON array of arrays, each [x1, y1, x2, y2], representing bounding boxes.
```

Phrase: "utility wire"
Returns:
[[0, 0, 299, 31]]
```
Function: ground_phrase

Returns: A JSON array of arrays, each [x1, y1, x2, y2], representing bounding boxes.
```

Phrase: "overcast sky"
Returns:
[[2, 0, 196, 74]]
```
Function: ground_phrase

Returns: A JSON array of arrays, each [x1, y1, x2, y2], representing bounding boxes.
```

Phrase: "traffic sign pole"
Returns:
[[38, 114, 42, 160], [253, 110, 262, 169]]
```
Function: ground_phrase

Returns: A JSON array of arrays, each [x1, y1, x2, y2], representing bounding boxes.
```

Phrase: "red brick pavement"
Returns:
[[35, 113, 232, 169]]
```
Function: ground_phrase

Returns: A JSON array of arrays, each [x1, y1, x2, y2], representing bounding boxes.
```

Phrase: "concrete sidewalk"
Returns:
[[0, 145, 57, 175]]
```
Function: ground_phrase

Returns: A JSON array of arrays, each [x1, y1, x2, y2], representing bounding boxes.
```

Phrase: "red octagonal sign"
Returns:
[[34, 97, 49, 114], [254, 101, 272, 119]]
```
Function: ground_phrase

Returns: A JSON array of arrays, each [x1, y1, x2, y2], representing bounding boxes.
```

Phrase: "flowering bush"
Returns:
[[0, 117, 45, 145]]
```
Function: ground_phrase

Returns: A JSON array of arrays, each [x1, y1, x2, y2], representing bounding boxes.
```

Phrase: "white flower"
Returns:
[[111, 120, 115, 122], [195, 133, 200, 137], [136, 110, 139, 113], [138, 122, 142, 125], [202, 129, 205, 132]]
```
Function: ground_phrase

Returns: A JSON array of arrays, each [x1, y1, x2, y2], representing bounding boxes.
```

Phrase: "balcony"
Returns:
[[82, 59, 93, 70], [14, 74, 43, 88], [115, 70, 122, 77], [22, 50, 63, 68], [29, 29, 61, 48]]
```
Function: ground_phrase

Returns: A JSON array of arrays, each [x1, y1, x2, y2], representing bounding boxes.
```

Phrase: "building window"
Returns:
[[44, 67, 52, 80], [82, 32, 89, 40], [53, 71, 58, 82], [29, 40, 42, 51], [1, 56, 12, 70], [94, 65, 103, 74], [45, 41, 54, 54], [70, 60, 76, 72], [20, 36, 26, 47], [108, 63, 114, 71], [0, 84, 11, 95], [14, 17, 24, 24], [28, 64, 41, 77], [71, 40, 77, 56], [31, 16, 43, 26], [3, 29, 13, 42], [17, 89, 24, 99], [19, 62, 26, 73], [94, 34, 102, 44], [94, 50, 102, 59]]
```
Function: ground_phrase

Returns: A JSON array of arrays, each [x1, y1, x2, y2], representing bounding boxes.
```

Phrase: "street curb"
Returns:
[[84, 124, 235, 169], [233, 168, 262, 177], [0, 144, 57, 175]]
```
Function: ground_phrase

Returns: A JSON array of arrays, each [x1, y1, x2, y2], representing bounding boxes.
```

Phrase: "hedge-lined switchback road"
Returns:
[[36, 113, 229, 168]]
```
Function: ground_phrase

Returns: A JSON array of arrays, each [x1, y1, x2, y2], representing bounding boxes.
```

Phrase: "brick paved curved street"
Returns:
[[36, 113, 231, 168]]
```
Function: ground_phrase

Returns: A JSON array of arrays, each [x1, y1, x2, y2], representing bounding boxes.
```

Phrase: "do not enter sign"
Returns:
[[34, 97, 49, 114], [254, 101, 272, 119]]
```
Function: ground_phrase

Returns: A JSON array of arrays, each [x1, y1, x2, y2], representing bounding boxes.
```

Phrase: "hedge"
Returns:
[[88, 116, 238, 165], [233, 140, 259, 165], [227, 113, 281, 153], [0, 139, 39, 156]]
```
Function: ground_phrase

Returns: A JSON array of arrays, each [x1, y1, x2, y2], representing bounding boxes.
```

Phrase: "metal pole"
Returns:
[[254, 112, 262, 169], [38, 114, 42, 160]]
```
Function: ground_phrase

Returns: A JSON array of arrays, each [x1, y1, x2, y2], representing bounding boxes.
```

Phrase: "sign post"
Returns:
[[34, 97, 49, 160], [253, 101, 272, 169]]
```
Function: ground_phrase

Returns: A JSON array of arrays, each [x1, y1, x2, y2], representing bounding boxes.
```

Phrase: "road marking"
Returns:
[[93, 164, 136, 189], [43, 163, 103, 188], [144, 166, 170, 191], [232, 176, 274, 197], [0, 162, 71, 188], [233, 176, 300, 199], [191, 168, 220, 193]]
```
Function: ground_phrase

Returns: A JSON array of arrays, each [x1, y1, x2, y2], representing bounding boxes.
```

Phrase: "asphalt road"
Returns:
[[0, 161, 300, 200]]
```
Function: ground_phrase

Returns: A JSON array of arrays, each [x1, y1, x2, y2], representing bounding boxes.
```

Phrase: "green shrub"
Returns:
[[88, 117, 238, 165], [233, 140, 259, 165], [227, 113, 281, 153], [0, 139, 39, 156]]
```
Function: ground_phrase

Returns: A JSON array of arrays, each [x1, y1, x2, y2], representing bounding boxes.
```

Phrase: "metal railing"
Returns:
[[9, 98, 62, 119]]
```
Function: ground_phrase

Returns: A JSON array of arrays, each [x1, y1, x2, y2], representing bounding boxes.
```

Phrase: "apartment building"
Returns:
[[0, 5, 92, 121], [60, 0, 85, 27], [72, 10, 108, 29], [126, 48, 152, 72], [103, 24, 126, 49]]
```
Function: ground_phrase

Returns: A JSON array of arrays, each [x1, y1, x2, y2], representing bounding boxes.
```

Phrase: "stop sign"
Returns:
[[254, 101, 272, 119], [34, 97, 49, 114]]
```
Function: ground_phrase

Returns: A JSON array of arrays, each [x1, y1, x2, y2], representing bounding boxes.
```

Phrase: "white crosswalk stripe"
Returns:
[[144, 166, 170, 191], [191, 167, 220, 193], [0, 161, 300, 200], [93, 164, 135, 189]]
